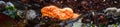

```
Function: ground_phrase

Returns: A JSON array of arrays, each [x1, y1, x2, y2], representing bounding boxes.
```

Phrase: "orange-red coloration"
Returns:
[[41, 5, 80, 20]]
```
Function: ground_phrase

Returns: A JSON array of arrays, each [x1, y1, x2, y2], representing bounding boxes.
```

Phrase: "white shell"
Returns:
[[26, 10, 37, 20], [104, 7, 117, 16], [17, 10, 25, 18], [104, 7, 117, 13], [0, 1, 5, 4], [6, 2, 14, 7], [115, 9, 120, 16]]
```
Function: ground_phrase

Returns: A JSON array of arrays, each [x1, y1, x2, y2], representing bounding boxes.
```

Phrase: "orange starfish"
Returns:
[[41, 5, 80, 20]]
